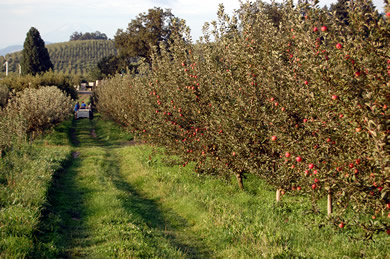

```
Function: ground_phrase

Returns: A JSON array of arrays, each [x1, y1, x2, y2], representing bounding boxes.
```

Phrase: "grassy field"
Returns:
[[24, 112, 389, 258]]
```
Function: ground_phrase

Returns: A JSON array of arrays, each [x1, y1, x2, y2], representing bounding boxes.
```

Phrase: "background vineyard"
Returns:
[[0, 40, 117, 76]]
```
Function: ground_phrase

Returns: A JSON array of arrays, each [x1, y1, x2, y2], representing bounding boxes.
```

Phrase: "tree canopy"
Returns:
[[70, 31, 108, 41], [114, 7, 180, 63], [21, 27, 53, 75]]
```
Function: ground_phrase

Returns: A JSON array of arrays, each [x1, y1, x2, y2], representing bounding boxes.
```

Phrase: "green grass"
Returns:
[[0, 133, 71, 258], [3, 112, 389, 258]]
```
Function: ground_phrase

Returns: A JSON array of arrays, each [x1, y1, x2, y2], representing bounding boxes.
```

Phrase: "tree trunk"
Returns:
[[327, 190, 333, 215], [235, 173, 244, 190], [276, 189, 281, 202]]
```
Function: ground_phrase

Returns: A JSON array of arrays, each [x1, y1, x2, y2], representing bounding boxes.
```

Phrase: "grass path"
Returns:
[[32, 115, 210, 258]]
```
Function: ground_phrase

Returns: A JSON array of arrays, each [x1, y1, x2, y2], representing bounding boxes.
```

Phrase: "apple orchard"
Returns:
[[94, 1, 390, 236]]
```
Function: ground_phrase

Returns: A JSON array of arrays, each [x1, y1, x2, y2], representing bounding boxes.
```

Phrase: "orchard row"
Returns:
[[95, 1, 390, 235]]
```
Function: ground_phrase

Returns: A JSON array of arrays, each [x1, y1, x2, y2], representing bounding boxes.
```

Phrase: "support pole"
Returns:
[[327, 190, 333, 215]]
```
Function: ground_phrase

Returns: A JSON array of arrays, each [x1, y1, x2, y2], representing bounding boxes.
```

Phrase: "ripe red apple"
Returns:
[[314, 178, 319, 183], [270, 97, 275, 102], [309, 163, 314, 169], [372, 215, 376, 220], [355, 71, 361, 77], [386, 12, 390, 17], [297, 186, 302, 191], [355, 159, 361, 165], [313, 27, 318, 32], [378, 186, 383, 192], [332, 95, 339, 100], [336, 43, 343, 49], [321, 26, 328, 32], [285, 152, 291, 158], [296, 156, 302, 162], [274, 102, 279, 107], [339, 114, 344, 119], [304, 80, 309, 85], [303, 118, 308, 123], [349, 163, 354, 169], [313, 170, 318, 175], [339, 222, 344, 228], [232, 152, 236, 156], [386, 203, 390, 209], [312, 184, 317, 189], [271, 136, 277, 141]]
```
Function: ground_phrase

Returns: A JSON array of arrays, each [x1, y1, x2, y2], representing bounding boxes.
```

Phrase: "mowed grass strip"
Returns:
[[33, 115, 195, 258], [117, 144, 390, 259]]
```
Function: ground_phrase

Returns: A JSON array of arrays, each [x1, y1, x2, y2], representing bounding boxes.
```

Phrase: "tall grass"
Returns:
[[0, 134, 71, 258]]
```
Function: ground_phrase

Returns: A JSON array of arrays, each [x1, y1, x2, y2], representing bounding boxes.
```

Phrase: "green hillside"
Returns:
[[0, 40, 117, 76]]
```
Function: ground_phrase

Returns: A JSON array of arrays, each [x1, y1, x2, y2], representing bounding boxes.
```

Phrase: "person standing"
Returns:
[[74, 102, 80, 118]]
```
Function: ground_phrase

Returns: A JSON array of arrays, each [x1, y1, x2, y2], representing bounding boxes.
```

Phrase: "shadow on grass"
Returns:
[[99, 141, 212, 258], [30, 156, 92, 258], [32, 116, 211, 258]]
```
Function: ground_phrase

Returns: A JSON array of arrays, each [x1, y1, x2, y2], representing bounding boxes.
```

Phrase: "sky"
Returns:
[[0, 0, 386, 49]]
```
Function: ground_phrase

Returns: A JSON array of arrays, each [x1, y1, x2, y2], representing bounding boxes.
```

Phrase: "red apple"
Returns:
[[271, 136, 277, 141], [349, 163, 354, 169], [303, 118, 308, 123], [313, 27, 318, 32], [313, 170, 318, 175], [304, 80, 309, 85], [296, 156, 302, 162], [297, 186, 302, 191], [312, 184, 317, 189], [336, 43, 343, 49], [332, 95, 339, 100], [309, 163, 314, 169], [285, 152, 291, 158], [314, 178, 319, 183], [339, 222, 344, 228], [232, 152, 236, 156]]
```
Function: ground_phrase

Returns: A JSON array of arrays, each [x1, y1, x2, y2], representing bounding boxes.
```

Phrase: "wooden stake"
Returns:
[[276, 189, 281, 202], [327, 190, 333, 215]]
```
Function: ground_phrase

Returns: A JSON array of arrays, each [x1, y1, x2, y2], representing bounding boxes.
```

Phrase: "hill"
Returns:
[[0, 40, 117, 76], [0, 45, 23, 56]]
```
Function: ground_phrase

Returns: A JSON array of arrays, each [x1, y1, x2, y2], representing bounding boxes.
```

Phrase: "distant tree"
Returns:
[[97, 55, 121, 76], [330, 0, 377, 26], [114, 7, 180, 63], [21, 27, 53, 75], [70, 31, 108, 41]]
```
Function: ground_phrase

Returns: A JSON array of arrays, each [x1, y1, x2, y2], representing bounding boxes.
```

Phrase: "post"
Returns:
[[4, 61, 8, 76], [327, 190, 332, 215], [18, 64, 21, 75], [276, 189, 281, 202]]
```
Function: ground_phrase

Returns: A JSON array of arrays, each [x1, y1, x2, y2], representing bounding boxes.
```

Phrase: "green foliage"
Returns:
[[114, 7, 181, 63], [0, 86, 73, 154], [0, 40, 117, 76], [0, 71, 78, 100], [95, 0, 390, 236], [21, 27, 53, 75], [69, 31, 108, 41], [0, 142, 70, 258]]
